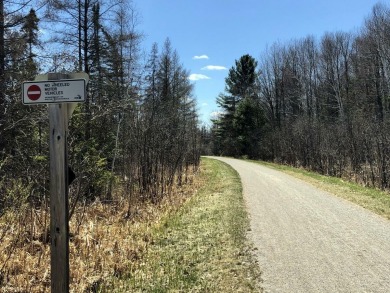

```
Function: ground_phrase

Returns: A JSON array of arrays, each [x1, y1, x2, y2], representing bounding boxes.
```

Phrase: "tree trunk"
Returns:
[[0, 0, 5, 153]]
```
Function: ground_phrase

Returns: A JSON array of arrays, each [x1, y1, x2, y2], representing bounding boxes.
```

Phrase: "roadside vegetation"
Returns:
[[255, 160, 390, 220], [101, 157, 261, 292], [1, 2, 204, 291], [0, 158, 260, 292]]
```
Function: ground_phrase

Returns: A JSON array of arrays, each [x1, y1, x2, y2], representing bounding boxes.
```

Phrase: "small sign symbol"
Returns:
[[27, 85, 41, 101]]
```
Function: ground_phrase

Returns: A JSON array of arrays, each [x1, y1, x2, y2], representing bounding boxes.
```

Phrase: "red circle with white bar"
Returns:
[[27, 85, 41, 100]]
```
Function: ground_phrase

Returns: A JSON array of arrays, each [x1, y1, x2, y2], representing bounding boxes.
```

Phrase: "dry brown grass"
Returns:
[[0, 170, 200, 292], [103, 158, 261, 292]]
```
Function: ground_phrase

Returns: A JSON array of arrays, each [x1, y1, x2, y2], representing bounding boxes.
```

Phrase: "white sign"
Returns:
[[22, 79, 86, 104]]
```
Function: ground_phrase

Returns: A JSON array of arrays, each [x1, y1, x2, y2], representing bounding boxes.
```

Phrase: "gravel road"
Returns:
[[210, 157, 390, 293]]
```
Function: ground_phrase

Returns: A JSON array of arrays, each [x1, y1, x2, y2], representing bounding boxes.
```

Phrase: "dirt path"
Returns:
[[210, 157, 390, 293]]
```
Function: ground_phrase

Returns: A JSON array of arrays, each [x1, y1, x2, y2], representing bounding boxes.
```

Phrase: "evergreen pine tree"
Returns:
[[214, 54, 262, 157]]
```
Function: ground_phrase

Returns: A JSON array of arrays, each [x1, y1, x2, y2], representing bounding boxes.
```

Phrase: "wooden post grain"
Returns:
[[49, 73, 70, 293]]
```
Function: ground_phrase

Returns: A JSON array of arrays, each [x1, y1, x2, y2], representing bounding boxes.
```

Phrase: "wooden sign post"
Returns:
[[49, 72, 70, 293], [23, 72, 88, 293]]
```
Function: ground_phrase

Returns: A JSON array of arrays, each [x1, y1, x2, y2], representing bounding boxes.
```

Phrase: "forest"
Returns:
[[0, 0, 201, 213], [211, 3, 390, 191], [0, 0, 202, 290]]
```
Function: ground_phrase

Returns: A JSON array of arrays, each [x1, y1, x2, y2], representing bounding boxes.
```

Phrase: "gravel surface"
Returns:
[[210, 157, 390, 293]]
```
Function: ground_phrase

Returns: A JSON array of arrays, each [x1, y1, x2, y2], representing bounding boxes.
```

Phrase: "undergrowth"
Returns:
[[101, 157, 261, 292], [0, 159, 261, 292], [0, 168, 199, 292]]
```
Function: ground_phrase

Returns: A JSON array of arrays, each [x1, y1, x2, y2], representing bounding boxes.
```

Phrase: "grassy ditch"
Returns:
[[253, 160, 390, 220], [102, 157, 261, 292]]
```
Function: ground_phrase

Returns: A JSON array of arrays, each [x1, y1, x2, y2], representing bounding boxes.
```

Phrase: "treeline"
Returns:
[[0, 0, 200, 213], [212, 3, 390, 190]]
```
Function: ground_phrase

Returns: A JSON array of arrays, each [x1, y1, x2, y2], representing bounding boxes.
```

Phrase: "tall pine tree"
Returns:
[[214, 54, 264, 157]]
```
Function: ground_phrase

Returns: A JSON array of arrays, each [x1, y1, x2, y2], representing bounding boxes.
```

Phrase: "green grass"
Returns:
[[251, 160, 390, 220], [102, 158, 261, 292]]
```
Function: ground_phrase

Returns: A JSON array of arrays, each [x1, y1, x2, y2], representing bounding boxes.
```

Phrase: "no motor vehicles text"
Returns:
[[44, 83, 69, 96]]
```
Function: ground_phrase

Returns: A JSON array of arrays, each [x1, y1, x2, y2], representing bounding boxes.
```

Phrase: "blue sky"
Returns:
[[135, 0, 381, 126]]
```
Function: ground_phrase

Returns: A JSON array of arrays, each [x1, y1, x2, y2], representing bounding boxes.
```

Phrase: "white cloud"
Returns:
[[202, 65, 227, 71], [193, 55, 209, 60], [188, 74, 211, 81], [202, 102, 208, 107], [210, 111, 223, 118]]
